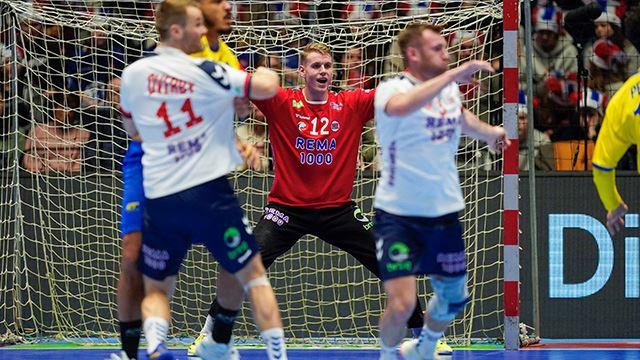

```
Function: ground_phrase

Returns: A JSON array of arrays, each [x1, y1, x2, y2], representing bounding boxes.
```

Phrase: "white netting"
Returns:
[[0, 0, 504, 345]]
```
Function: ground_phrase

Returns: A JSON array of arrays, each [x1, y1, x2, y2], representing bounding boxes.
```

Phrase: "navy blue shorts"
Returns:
[[139, 177, 259, 281], [119, 142, 144, 237], [374, 209, 466, 281]]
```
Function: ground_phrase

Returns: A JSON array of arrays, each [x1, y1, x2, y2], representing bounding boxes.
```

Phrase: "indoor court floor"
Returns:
[[1, 348, 640, 359]]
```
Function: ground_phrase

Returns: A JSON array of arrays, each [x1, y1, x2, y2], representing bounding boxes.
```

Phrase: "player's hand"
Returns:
[[606, 202, 629, 236], [237, 141, 263, 171], [234, 97, 251, 120], [486, 126, 511, 153], [451, 60, 495, 83], [254, 66, 280, 84]]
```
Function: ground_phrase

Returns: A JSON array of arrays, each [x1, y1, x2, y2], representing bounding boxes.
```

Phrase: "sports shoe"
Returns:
[[435, 339, 452, 356], [379, 349, 397, 360], [110, 350, 134, 360], [194, 335, 240, 360], [399, 339, 432, 360], [410, 328, 452, 357], [147, 344, 175, 360], [188, 333, 208, 356]]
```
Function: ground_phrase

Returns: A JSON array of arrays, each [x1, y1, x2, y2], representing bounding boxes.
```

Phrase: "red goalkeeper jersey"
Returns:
[[253, 87, 375, 208]]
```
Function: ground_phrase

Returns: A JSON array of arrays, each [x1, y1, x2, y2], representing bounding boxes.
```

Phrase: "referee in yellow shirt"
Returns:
[[592, 71, 640, 235]]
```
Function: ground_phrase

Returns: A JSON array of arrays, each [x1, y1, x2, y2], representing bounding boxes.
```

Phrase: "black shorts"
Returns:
[[254, 201, 380, 276], [251, 201, 425, 328]]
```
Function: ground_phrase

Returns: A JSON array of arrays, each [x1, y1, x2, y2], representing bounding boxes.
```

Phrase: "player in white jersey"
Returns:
[[119, 1, 287, 359], [373, 23, 509, 360]]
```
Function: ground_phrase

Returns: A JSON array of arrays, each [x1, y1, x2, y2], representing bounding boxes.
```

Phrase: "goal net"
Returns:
[[0, 0, 505, 346]]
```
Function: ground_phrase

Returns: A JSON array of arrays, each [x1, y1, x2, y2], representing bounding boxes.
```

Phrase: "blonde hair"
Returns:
[[398, 22, 443, 67], [300, 43, 332, 64], [155, 0, 199, 41]]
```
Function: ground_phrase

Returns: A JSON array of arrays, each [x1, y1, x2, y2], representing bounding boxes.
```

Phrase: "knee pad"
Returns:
[[243, 275, 272, 293], [427, 275, 470, 322]]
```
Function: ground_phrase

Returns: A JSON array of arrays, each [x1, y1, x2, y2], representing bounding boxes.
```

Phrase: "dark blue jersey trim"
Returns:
[[592, 162, 614, 171]]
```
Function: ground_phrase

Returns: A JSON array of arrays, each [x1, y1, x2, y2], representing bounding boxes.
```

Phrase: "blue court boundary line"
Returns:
[[540, 339, 640, 343]]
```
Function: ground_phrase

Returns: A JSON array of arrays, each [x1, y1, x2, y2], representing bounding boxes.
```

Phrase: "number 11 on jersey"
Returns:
[[156, 98, 203, 138]]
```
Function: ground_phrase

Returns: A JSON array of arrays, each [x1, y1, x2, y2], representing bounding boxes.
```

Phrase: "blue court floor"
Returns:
[[1, 349, 640, 359]]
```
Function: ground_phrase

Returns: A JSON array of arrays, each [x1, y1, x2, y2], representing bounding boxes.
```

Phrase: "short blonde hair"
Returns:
[[300, 43, 332, 64], [155, 0, 199, 41], [398, 22, 443, 67]]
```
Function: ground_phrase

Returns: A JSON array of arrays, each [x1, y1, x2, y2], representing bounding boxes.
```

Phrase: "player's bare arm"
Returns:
[[233, 97, 262, 170], [460, 108, 511, 153], [121, 112, 142, 142], [248, 66, 280, 100], [384, 60, 494, 117]]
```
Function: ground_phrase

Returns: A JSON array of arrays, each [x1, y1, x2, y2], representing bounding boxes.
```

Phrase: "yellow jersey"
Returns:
[[191, 36, 242, 70], [592, 72, 640, 210]]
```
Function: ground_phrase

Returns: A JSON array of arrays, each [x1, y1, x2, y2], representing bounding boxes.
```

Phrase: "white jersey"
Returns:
[[374, 72, 465, 217], [120, 46, 248, 199]]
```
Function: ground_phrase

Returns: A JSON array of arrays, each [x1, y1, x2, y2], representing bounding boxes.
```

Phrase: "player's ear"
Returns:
[[298, 63, 305, 77], [169, 23, 183, 41], [406, 46, 418, 64]]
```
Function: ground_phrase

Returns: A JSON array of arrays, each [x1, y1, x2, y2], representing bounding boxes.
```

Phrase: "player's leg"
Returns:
[[191, 203, 303, 355], [189, 255, 245, 357], [141, 275, 178, 360], [194, 184, 288, 360], [201, 240, 288, 360], [403, 275, 468, 359], [399, 212, 469, 360], [380, 276, 417, 359], [316, 203, 425, 328], [139, 190, 196, 360], [190, 270, 244, 359], [112, 146, 145, 360], [197, 258, 287, 360], [234, 254, 288, 360], [372, 208, 425, 359], [115, 231, 144, 360]]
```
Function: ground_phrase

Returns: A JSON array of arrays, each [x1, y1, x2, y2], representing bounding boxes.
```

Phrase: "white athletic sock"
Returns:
[[201, 315, 214, 335], [379, 339, 396, 357], [261, 327, 287, 360], [416, 324, 443, 358], [143, 317, 169, 355]]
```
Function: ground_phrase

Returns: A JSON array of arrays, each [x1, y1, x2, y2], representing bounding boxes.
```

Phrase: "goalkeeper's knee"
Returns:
[[427, 275, 470, 322]]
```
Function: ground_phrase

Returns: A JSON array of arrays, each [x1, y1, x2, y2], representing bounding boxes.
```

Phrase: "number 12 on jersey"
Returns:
[[310, 117, 330, 136]]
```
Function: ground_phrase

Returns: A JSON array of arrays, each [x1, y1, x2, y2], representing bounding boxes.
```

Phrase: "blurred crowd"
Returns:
[[0, 0, 638, 174], [518, 0, 640, 171]]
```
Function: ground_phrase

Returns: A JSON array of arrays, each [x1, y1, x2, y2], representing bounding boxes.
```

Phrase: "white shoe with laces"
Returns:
[[194, 335, 240, 360], [400, 339, 434, 360]]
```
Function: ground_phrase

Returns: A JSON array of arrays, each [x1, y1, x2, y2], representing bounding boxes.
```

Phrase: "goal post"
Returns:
[[0, 0, 514, 346]]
